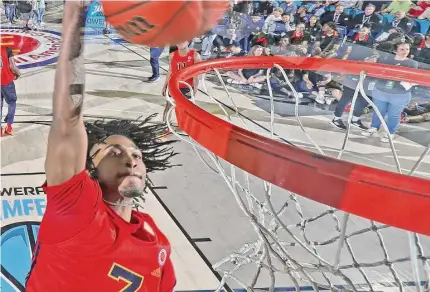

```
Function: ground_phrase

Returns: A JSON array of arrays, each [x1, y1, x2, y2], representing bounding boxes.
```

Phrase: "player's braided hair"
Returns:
[[84, 113, 178, 188]]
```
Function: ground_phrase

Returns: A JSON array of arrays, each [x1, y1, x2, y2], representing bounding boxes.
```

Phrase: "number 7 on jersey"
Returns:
[[108, 263, 144, 292]]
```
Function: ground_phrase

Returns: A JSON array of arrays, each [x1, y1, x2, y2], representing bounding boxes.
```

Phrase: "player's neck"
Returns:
[[178, 48, 189, 56], [103, 194, 133, 222], [110, 204, 133, 222]]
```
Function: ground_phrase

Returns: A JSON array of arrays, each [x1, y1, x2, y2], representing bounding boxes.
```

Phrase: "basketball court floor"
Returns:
[[1, 7, 430, 292]]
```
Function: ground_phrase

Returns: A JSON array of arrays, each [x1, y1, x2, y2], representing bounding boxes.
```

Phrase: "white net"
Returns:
[[166, 64, 430, 292]]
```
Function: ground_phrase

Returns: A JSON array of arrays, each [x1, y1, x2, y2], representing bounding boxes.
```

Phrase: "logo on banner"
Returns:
[[1, 180, 47, 292], [86, 1, 106, 29], [0, 28, 61, 69]]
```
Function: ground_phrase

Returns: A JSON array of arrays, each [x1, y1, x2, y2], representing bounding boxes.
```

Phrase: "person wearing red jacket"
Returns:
[[1, 46, 20, 136], [25, 2, 177, 291]]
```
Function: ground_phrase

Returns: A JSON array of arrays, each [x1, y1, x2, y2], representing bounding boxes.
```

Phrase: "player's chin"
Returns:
[[118, 177, 145, 198]]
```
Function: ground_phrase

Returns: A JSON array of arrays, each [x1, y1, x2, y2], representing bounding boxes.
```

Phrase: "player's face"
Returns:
[[177, 41, 189, 51], [91, 135, 147, 199]]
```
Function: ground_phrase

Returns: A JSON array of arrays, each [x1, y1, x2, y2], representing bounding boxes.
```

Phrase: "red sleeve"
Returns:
[[38, 170, 101, 244], [159, 257, 176, 292]]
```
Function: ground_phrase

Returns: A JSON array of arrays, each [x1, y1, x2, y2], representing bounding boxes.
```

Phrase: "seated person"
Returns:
[[270, 36, 291, 55], [347, 4, 383, 33], [320, 4, 350, 27], [313, 22, 342, 58], [408, 0, 430, 19], [263, 7, 284, 33], [267, 13, 295, 37], [381, 0, 413, 15], [294, 5, 309, 24], [308, 1, 326, 17], [378, 11, 415, 41], [412, 32, 430, 68], [338, 0, 358, 9], [305, 15, 323, 42], [279, 0, 298, 15], [226, 45, 267, 89], [239, 14, 265, 53], [269, 66, 303, 98], [297, 70, 343, 105], [225, 41, 246, 57], [254, 0, 275, 16], [342, 26, 375, 60], [287, 22, 311, 47]]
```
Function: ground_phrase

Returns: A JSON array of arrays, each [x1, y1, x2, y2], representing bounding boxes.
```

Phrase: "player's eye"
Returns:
[[132, 153, 142, 160], [108, 148, 121, 156]]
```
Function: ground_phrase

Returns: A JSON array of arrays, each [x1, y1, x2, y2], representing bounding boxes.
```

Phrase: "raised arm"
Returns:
[[45, 1, 88, 186]]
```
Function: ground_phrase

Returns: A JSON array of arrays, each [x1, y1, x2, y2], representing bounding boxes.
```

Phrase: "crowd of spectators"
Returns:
[[189, 0, 430, 141]]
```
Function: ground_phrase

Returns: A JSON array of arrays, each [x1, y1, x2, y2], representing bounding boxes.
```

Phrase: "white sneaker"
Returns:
[[380, 133, 395, 143], [315, 94, 325, 104], [361, 127, 378, 137]]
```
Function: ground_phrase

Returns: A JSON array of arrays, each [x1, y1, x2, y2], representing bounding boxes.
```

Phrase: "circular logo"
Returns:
[[158, 249, 167, 266], [0, 28, 61, 69], [1, 221, 40, 292]]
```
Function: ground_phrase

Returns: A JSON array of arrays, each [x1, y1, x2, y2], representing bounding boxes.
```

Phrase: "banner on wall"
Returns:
[[1, 174, 46, 292]]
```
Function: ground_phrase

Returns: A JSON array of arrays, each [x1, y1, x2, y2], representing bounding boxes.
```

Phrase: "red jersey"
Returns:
[[171, 49, 196, 88], [25, 171, 176, 292], [1, 46, 15, 86]]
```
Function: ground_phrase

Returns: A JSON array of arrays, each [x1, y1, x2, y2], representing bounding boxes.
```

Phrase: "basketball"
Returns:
[[101, 1, 229, 47]]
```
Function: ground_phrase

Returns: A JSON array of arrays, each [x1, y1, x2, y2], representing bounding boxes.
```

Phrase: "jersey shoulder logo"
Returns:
[[158, 248, 167, 266]]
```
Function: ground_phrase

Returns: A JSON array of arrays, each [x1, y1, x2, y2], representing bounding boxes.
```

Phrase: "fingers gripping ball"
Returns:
[[101, 1, 229, 47]]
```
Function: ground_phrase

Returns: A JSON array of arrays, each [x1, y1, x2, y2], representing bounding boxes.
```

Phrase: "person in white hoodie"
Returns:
[[263, 7, 284, 33]]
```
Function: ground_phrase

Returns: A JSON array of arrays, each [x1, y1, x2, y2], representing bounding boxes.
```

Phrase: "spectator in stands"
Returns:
[[381, 0, 413, 14], [308, 1, 327, 17], [342, 27, 375, 60], [288, 23, 310, 48], [297, 69, 343, 105], [412, 32, 430, 67], [267, 13, 295, 36], [294, 5, 309, 24], [263, 7, 284, 33], [254, 0, 275, 16], [362, 42, 418, 143], [270, 36, 291, 55], [269, 66, 303, 98], [382, 11, 415, 35], [279, 0, 298, 15], [240, 14, 265, 53], [226, 45, 267, 89], [226, 41, 246, 57], [305, 15, 323, 42], [408, 0, 430, 19], [348, 4, 383, 33], [339, 0, 358, 9], [320, 4, 350, 27], [362, 0, 390, 12], [313, 22, 342, 58]]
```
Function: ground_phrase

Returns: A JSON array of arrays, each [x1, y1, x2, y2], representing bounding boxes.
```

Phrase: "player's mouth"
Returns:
[[119, 172, 143, 179]]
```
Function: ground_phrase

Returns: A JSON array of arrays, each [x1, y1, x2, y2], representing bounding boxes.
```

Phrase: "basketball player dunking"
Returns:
[[25, 2, 177, 291], [162, 40, 201, 124]]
